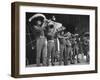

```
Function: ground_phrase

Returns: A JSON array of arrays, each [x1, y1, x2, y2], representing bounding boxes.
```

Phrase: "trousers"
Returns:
[[47, 40, 55, 66], [72, 45, 80, 63], [36, 37, 47, 66], [66, 46, 74, 64], [59, 44, 67, 65]]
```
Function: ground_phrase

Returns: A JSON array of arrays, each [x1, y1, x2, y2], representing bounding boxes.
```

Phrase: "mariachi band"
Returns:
[[28, 13, 90, 66]]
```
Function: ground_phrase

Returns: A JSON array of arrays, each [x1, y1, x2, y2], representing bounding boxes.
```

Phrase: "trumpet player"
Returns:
[[29, 14, 48, 66]]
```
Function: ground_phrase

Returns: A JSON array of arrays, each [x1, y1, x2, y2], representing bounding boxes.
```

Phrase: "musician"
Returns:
[[57, 31, 68, 65], [71, 34, 80, 63], [46, 22, 56, 66], [82, 32, 89, 63], [46, 16, 65, 65], [65, 32, 74, 64], [29, 14, 48, 66]]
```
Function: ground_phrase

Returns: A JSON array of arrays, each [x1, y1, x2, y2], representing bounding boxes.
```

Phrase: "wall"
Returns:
[[0, 0, 100, 80]]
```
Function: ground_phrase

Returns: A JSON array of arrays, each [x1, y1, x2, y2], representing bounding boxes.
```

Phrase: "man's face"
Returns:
[[61, 31, 64, 35], [36, 20, 42, 26]]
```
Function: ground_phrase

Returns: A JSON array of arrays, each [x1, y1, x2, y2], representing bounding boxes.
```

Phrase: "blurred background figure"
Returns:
[[71, 34, 80, 63], [82, 32, 90, 63], [57, 31, 69, 65], [64, 32, 74, 64]]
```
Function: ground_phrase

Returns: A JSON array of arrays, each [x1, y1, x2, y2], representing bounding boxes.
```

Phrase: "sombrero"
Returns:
[[29, 13, 46, 22]]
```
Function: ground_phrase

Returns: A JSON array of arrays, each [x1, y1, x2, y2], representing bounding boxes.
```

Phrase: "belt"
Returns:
[[39, 36, 45, 38], [48, 40, 55, 43]]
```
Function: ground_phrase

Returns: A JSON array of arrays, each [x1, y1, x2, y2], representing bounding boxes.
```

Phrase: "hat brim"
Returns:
[[29, 14, 46, 22]]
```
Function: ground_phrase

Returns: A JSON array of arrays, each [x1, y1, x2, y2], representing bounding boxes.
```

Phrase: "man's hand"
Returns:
[[41, 20, 48, 29]]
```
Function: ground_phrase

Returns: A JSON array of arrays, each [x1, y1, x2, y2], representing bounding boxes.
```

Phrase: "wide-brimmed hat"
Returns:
[[29, 13, 46, 22]]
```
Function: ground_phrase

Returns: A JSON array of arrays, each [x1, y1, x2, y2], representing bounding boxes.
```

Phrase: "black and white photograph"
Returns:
[[26, 13, 90, 67], [11, 2, 97, 78]]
